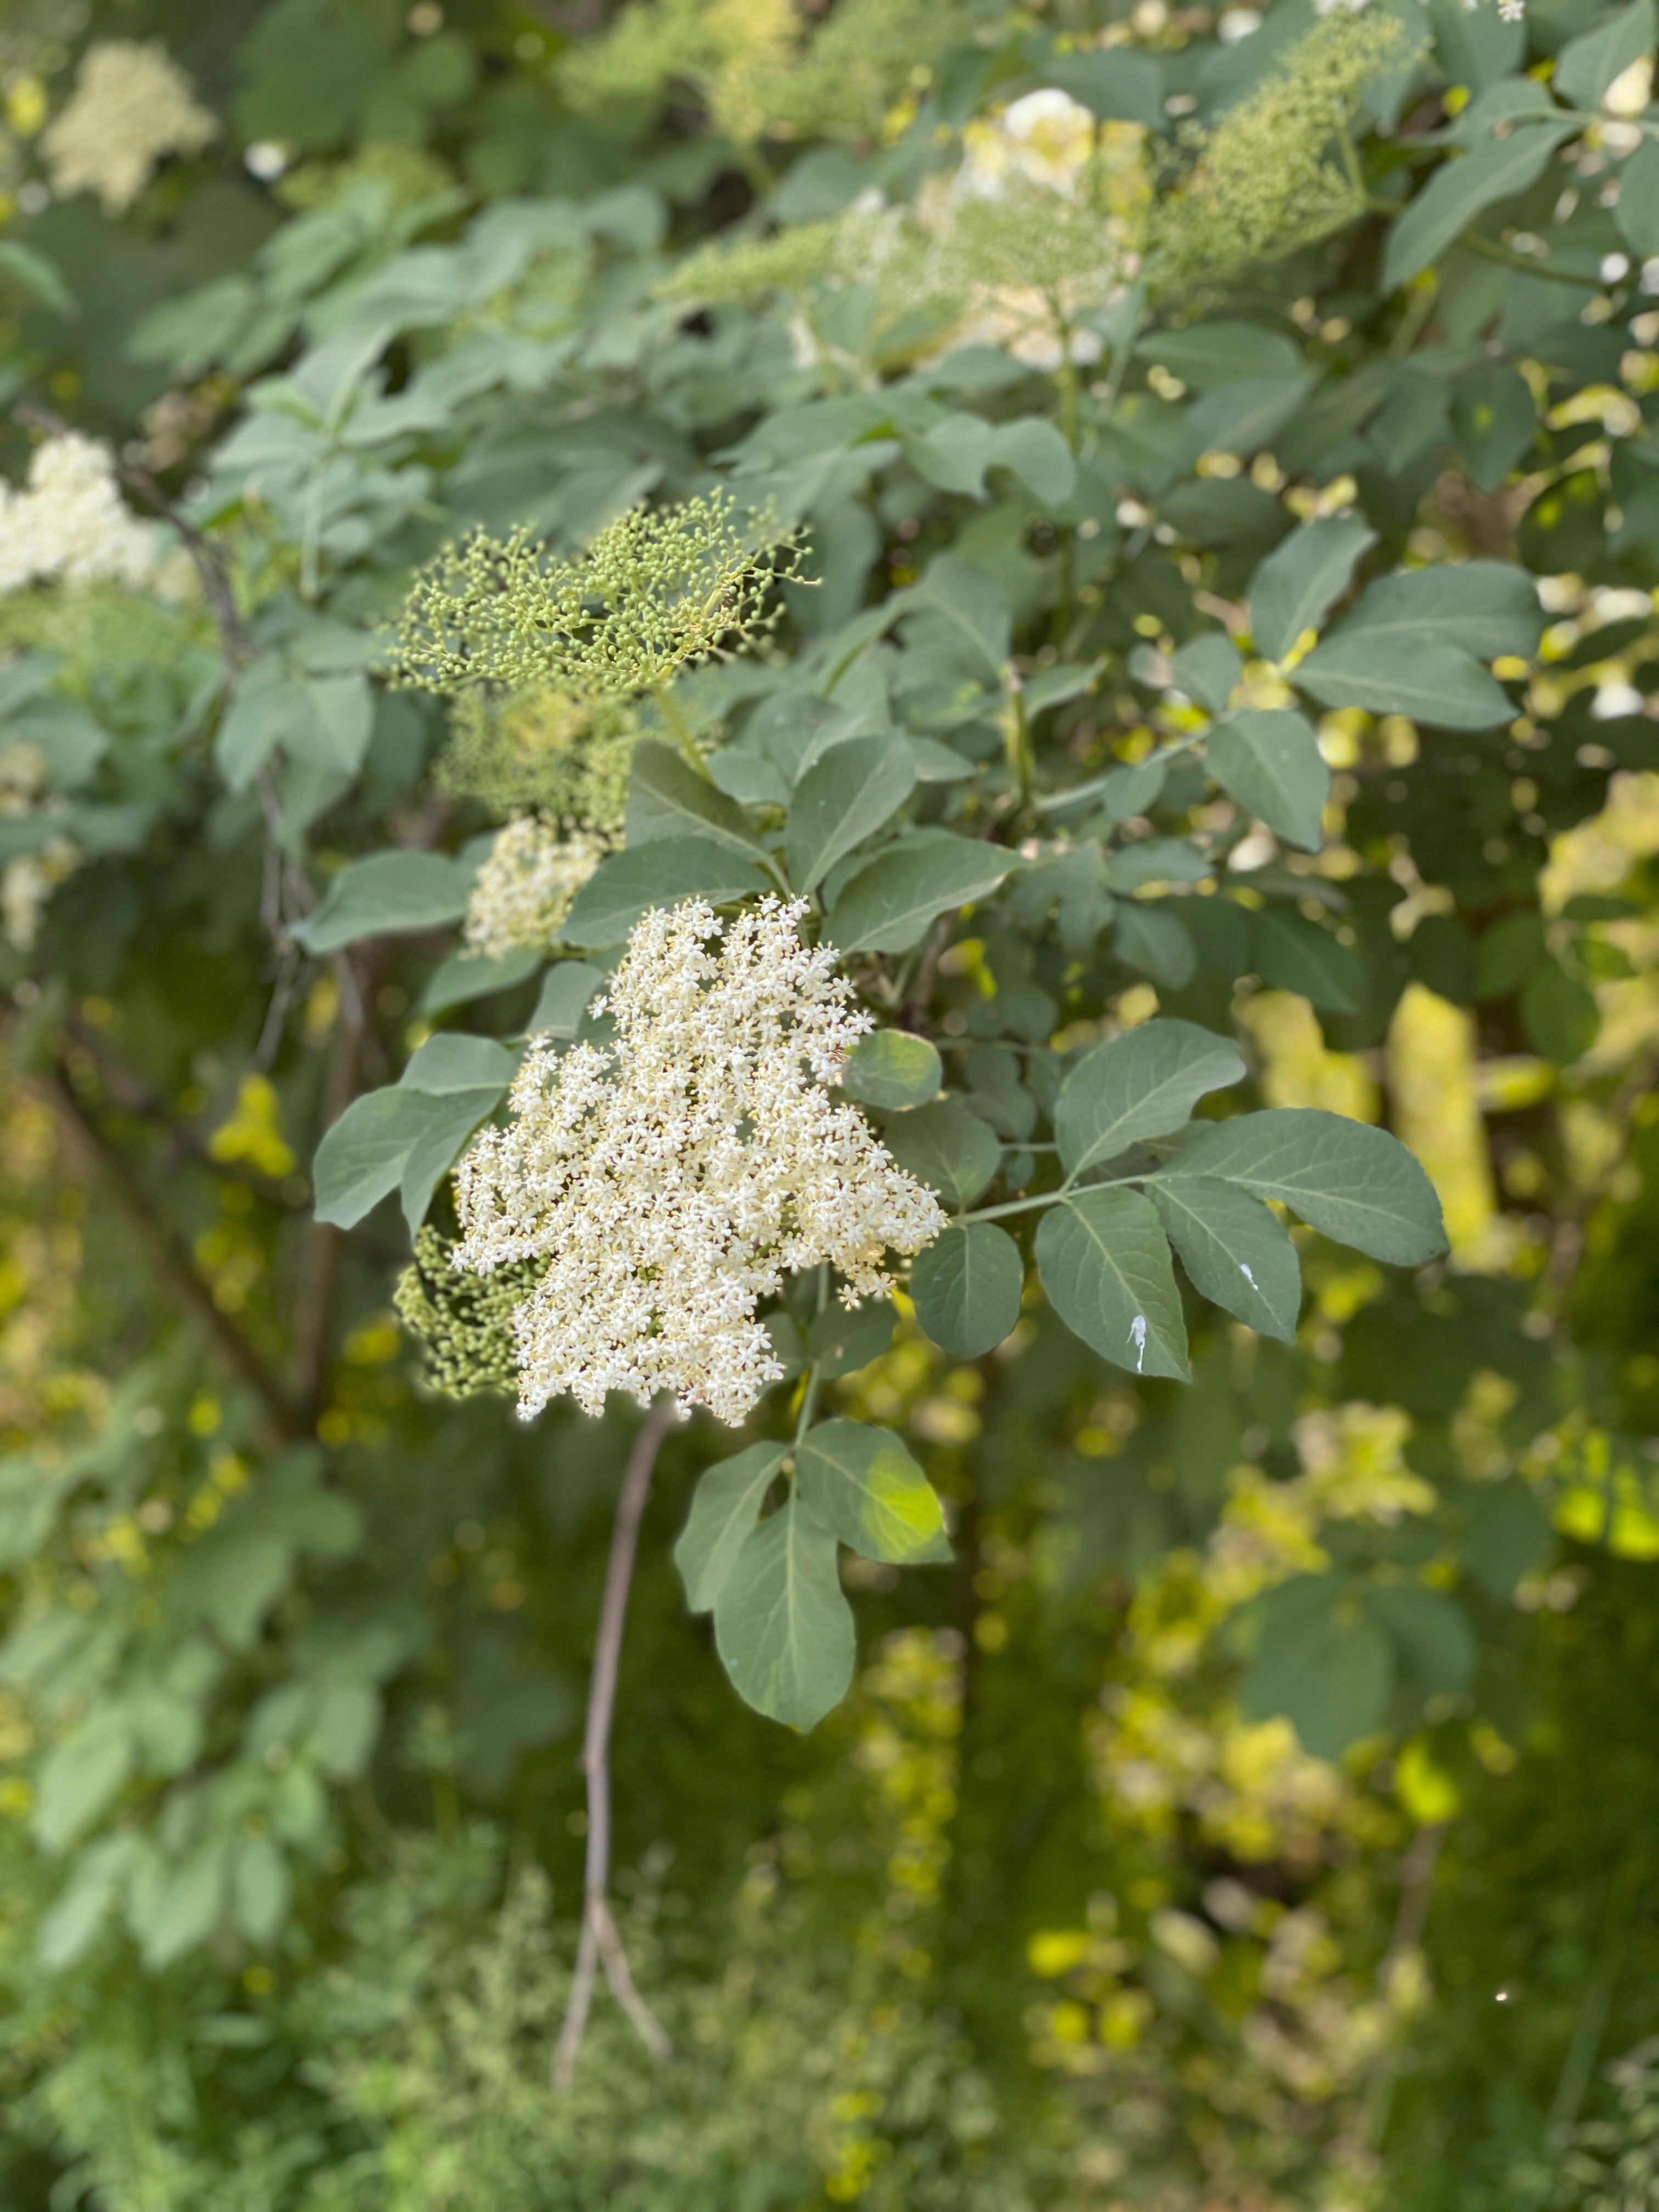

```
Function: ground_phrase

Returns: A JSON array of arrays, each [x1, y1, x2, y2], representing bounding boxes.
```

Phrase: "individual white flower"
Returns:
[[961, 88, 1096, 201], [462, 815, 609, 957], [452, 897, 946, 1426], [41, 40, 219, 216], [0, 435, 161, 595]]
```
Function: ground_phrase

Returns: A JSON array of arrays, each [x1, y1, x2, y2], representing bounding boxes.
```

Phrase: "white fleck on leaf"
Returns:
[[1129, 1313, 1148, 1371], [1240, 1262, 1256, 1287]]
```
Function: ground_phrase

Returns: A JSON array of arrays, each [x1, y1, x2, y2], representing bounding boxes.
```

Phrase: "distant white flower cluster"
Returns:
[[0, 435, 161, 596], [1316, 0, 1523, 17], [453, 897, 945, 1425], [41, 39, 219, 216], [462, 815, 608, 958], [0, 743, 76, 950], [960, 88, 1095, 200]]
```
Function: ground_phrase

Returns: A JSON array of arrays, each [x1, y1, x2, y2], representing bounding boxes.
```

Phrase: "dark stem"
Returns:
[[552, 1396, 678, 2090], [30, 1055, 300, 1444]]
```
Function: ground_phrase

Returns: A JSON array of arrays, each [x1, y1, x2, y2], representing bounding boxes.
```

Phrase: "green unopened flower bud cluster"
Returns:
[[394, 1226, 548, 1400], [1145, 12, 1411, 295], [392, 491, 802, 704]]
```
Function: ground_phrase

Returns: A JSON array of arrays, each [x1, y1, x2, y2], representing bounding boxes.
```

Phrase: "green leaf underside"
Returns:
[[1163, 1109, 1446, 1266], [674, 1444, 788, 1614], [1035, 1187, 1190, 1380], [794, 1419, 951, 1566], [561, 837, 771, 946], [712, 1497, 855, 1730], [626, 738, 765, 859], [825, 831, 1018, 955], [1205, 709, 1329, 852], [1148, 1174, 1302, 1342], [1241, 1597, 1392, 1761], [1054, 1018, 1245, 1179], [911, 1222, 1025, 1359]]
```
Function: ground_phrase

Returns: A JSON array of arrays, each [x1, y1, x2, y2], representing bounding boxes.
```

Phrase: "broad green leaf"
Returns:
[[1023, 661, 1099, 716], [625, 738, 764, 858], [1168, 633, 1242, 714], [1367, 1583, 1476, 1695], [524, 960, 605, 1038], [907, 556, 1011, 674], [911, 1222, 1025, 1359], [806, 1300, 896, 1378], [1294, 635, 1512, 730], [1452, 364, 1538, 494], [1109, 897, 1195, 984], [713, 1497, 855, 1730], [313, 1078, 504, 1232], [674, 1444, 789, 1613], [1163, 1109, 1447, 1265], [1334, 562, 1543, 661], [1616, 140, 1659, 260], [33, 1711, 136, 1852], [1521, 958, 1599, 1065], [290, 672, 373, 776], [1382, 121, 1575, 290], [1205, 709, 1329, 851], [215, 654, 311, 791], [1474, 910, 1545, 999], [881, 1098, 1001, 1211], [561, 837, 771, 947], [1555, 0, 1656, 111], [1035, 1187, 1190, 1379], [786, 733, 915, 892], [1184, 375, 1314, 462], [1462, 1478, 1552, 1600], [990, 417, 1076, 505], [0, 239, 76, 316], [826, 830, 1018, 955], [1239, 1578, 1392, 1758], [839, 1029, 941, 1110], [230, 1833, 292, 1946], [294, 851, 476, 954], [1248, 516, 1376, 662], [1137, 320, 1304, 389], [795, 1419, 950, 1565], [420, 944, 541, 1017], [1054, 1018, 1244, 1178], [398, 1092, 505, 1232], [1252, 908, 1362, 1015], [400, 1034, 517, 1094], [908, 412, 995, 498], [1148, 1175, 1301, 1342]]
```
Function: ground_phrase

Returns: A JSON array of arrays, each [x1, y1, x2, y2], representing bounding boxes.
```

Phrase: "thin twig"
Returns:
[[28, 1056, 301, 1444], [552, 1396, 678, 2091]]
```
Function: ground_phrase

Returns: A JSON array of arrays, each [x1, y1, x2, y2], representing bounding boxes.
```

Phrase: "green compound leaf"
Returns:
[[1162, 1108, 1446, 1266], [911, 1222, 1025, 1359], [674, 1443, 788, 1615], [1382, 120, 1575, 291], [839, 1029, 942, 1111], [1035, 1187, 1190, 1380], [293, 850, 477, 954], [1331, 561, 1544, 661], [881, 1097, 1002, 1212], [625, 738, 766, 859], [1293, 635, 1513, 729], [561, 837, 771, 947], [713, 1496, 855, 1731], [794, 1418, 951, 1566], [825, 829, 1020, 955], [1147, 1173, 1302, 1343], [785, 732, 915, 893], [1248, 515, 1376, 663], [1054, 1018, 1244, 1179], [1205, 708, 1330, 852]]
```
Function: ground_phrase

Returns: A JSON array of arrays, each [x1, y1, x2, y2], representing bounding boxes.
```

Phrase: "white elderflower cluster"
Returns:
[[41, 40, 219, 216], [1316, 0, 1522, 15], [462, 815, 609, 957], [0, 435, 161, 596], [0, 742, 77, 949], [452, 897, 945, 1425]]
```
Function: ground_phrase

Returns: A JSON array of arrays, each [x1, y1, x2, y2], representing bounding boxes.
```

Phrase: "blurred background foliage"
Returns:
[[2, 0, 1659, 2205]]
